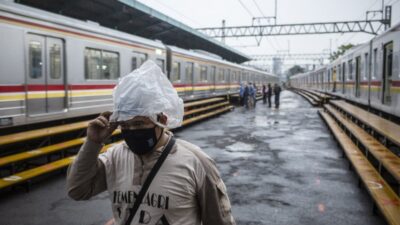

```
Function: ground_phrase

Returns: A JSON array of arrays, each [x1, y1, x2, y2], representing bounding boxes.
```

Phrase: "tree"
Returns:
[[329, 44, 355, 61], [287, 65, 305, 77]]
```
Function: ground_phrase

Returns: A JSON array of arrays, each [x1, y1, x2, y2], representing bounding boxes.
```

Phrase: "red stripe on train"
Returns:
[[0, 84, 115, 92], [0, 83, 240, 93]]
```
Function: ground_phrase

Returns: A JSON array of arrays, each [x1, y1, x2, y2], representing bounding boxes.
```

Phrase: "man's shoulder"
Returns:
[[175, 139, 220, 180], [176, 139, 208, 160]]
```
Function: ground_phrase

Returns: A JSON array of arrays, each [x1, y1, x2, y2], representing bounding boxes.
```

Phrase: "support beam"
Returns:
[[251, 53, 331, 61], [197, 20, 387, 37]]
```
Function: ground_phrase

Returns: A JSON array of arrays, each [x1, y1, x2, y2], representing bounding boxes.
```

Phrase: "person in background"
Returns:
[[239, 83, 245, 106], [252, 84, 257, 108], [262, 84, 267, 104], [274, 83, 282, 109], [267, 83, 272, 108], [243, 83, 250, 108]]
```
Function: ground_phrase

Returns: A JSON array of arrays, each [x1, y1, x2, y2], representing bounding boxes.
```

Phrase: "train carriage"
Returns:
[[290, 22, 400, 118]]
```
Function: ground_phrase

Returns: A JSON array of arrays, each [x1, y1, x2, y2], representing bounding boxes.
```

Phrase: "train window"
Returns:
[[200, 65, 208, 82], [232, 71, 237, 82], [338, 65, 342, 81], [85, 48, 119, 80], [348, 60, 353, 80], [226, 69, 231, 83], [49, 43, 62, 79], [384, 42, 393, 78], [102, 51, 119, 80], [364, 53, 369, 80], [210, 66, 216, 82], [132, 52, 147, 71], [29, 41, 42, 79], [172, 61, 181, 82], [132, 58, 138, 71], [373, 48, 377, 79], [156, 59, 165, 73], [217, 68, 224, 82], [185, 62, 194, 83]]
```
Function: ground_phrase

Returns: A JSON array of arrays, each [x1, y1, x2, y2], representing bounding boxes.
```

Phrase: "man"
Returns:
[[67, 61, 236, 225], [267, 83, 272, 108], [252, 84, 257, 108], [243, 83, 249, 108], [273, 83, 282, 109], [262, 84, 266, 104], [239, 83, 245, 106]]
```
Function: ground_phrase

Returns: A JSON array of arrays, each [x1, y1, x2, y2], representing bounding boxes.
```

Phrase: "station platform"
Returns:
[[0, 91, 385, 225]]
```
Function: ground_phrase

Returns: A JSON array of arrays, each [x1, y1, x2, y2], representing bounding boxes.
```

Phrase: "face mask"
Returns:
[[121, 127, 160, 155]]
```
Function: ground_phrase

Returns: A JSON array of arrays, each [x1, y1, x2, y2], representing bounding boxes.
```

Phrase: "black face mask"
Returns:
[[121, 127, 161, 155]]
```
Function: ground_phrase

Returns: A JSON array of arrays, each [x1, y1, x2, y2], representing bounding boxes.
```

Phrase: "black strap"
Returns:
[[124, 137, 176, 225]]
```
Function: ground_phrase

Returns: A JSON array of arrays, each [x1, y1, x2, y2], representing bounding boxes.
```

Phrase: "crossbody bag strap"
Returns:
[[124, 137, 176, 225]]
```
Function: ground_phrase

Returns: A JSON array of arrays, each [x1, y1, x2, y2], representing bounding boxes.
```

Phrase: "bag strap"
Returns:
[[124, 137, 176, 225]]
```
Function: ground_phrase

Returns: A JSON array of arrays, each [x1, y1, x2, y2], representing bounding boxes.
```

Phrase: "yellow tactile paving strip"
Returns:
[[0, 130, 121, 167], [325, 104, 400, 183], [294, 90, 318, 106], [319, 110, 400, 225], [331, 100, 400, 147], [0, 121, 90, 146], [0, 141, 121, 189], [184, 97, 225, 108], [184, 102, 229, 116], [182, 106, 233, 126]]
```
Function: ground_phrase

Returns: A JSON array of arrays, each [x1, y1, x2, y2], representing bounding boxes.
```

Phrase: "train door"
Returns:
[[210, 66, 216, 94], [342, 62, 346, 94], [382, 42, 393, 105], [26, 34, 65, 115], [332, 67, 337, 92], [226, 69, 231, 92], [355, 56, 361, 97], [185, 62, 194, 96]]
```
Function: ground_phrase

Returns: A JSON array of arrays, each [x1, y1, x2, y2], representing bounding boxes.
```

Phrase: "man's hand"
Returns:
[[87, 111, 117, 144]]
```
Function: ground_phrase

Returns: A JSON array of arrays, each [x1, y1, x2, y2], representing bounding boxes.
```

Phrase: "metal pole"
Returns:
[[222, 19, 226, 43], [275, 0, 278, 24]]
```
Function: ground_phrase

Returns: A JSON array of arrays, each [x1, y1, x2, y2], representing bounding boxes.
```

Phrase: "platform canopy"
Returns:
[[17, 0, 250, 63]]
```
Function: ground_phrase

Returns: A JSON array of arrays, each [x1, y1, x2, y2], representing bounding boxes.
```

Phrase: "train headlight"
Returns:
[[155, 49, 163, 55]]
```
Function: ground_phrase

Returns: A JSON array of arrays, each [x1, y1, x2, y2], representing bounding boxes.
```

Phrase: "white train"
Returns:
[[0, 2, 278, 128], [290, 22, 400, 117]]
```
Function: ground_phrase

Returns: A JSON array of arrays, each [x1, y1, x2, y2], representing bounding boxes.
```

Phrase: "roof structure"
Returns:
[[17, 0, 250, 63]]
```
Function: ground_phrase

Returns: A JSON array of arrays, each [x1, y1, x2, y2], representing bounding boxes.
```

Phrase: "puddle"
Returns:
[[226, 142, 255, 152]]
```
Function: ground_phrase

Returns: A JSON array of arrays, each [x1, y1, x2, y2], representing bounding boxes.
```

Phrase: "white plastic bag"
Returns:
[[110, 60, 184, 128]]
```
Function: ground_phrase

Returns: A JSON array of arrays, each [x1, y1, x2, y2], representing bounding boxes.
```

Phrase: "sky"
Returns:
[[136, 0, 400, 70]]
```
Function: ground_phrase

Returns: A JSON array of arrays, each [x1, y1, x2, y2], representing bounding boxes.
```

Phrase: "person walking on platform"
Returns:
[[262, 84, 266, 104], [239, 83, 245, 106], [247, 83, 255, 109], [267, 83, 272, 108], [274, 83, 282, 109], [252, 84, 257, 108], [243, 83, 250, 108], [66, 61, 236, 225]]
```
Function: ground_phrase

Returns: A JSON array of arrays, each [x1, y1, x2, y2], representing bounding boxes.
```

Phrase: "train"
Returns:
[[0, 2, 278, 128], [289, 21, 400, 118]]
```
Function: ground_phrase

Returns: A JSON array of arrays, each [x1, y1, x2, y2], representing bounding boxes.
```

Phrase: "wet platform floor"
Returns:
[[0, 91, 386, 225]]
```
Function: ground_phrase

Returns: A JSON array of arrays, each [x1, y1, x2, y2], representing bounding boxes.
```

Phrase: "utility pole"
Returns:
[[222, 19, 226, 43]]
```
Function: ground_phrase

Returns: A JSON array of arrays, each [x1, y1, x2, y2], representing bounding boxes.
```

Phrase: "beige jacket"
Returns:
[[66, 134, 236, 225]]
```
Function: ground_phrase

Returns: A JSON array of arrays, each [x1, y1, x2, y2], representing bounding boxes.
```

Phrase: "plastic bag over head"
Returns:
[[110, 60, 184, 129]]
